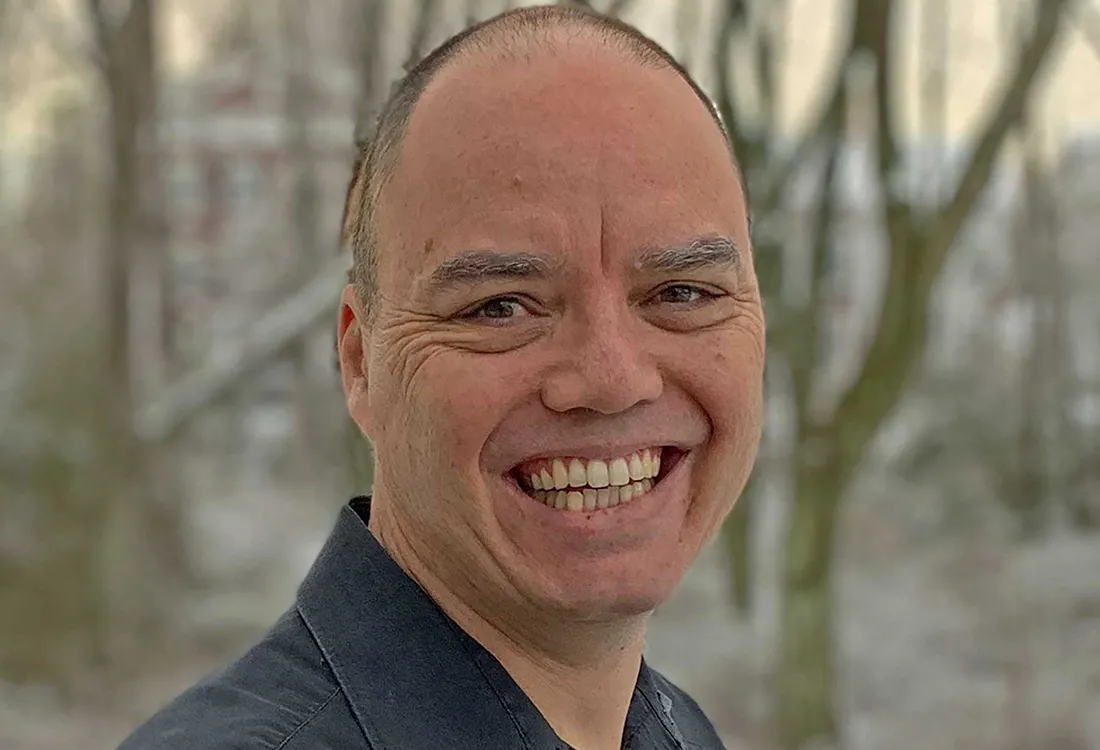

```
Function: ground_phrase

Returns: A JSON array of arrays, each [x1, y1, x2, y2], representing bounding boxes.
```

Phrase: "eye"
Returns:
[[461, 295, 534, 323], [651, 284, 719, 306]]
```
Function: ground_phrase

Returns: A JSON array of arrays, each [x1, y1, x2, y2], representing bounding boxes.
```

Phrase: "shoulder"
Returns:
[[115, 609, 365, 750], [645, 667, 727, 749]]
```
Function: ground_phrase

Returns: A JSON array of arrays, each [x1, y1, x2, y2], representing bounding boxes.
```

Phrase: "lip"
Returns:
[[498, 449, 693, 535]]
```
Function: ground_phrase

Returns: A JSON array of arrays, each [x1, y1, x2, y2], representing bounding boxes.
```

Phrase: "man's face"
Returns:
[[340, 42, 764, 622]]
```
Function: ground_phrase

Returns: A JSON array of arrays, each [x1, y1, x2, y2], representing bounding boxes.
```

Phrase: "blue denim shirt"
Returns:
[[116, 497, 726, 749]]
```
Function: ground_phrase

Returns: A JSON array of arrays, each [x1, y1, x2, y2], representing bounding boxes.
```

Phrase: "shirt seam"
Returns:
[[637, 685, 690, 749], [443, 615, 538, 749], [297, 601, 388, 748], [271, 686, 341, 750]]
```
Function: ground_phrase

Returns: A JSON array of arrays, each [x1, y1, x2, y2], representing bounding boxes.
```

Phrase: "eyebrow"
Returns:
[[634, 236, 743, 273], [426, 250, 558, 292], [424, 235, 742, 294]]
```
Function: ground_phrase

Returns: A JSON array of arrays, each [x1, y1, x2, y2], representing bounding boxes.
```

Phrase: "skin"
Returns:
[[337, 33, 764, 750]]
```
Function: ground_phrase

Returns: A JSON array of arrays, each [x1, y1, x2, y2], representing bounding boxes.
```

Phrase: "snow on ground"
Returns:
[[647, 475, 1100, 749], [3, 462, 1099, 750]]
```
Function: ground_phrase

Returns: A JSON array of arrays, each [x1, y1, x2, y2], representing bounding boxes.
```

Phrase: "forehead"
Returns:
[[375, 38, 747, 276]]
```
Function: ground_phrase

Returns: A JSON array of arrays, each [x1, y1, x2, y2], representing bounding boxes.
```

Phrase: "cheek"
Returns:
[[379, 345, 522, 472], [679, 340, 763, 537], [688, 336, 765, 448]]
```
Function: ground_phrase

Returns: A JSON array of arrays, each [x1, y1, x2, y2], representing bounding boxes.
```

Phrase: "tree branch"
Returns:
[[860, 0, 898, 185], [712, 0, 753, 165], [919, 0, 950, 206], [404, 0, 441, 71], [135, 254, 351, 443], [749, 0, 868, 326], [847, 0, 910, 250], [1074, 0, 1100, 62], [85, 0, 112, 70], [789, 131, 842, 424], [605, 0, 635, 17], [351, 0, 387, 146], [0, 0, 17, 54], [465, 0, 480, 27], [754, 0, 786, 132], [750, 0, 865, 220], [829, 0, 1069, 471], [927, 0, 1069, 276], [561, 0, 635, 17], [17, 0, 102, 70]]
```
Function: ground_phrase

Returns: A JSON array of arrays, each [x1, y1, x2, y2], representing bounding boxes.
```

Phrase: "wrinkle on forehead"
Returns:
[[373, 40, 748, 300]]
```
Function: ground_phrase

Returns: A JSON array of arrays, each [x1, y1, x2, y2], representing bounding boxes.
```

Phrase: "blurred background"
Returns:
[[1, 0, 1098, 748]]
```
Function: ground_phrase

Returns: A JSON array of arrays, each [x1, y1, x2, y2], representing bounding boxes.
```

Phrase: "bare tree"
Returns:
[[405, 0, 442, 70], [278, 0, 331, 465], [710, 0, 1071, 745], [717, 0, 790, 619], [343, 0, 395, 494], [1003, 0, 1062, 536], [350, 0, 389, 146], [1075, 1, 1100, 60], [86, 0, 189, 667], [674, 0, 703, 71], [561, 0, 637, 16], [0, 0, 18, 206], [1008, 143, 1055, 535]]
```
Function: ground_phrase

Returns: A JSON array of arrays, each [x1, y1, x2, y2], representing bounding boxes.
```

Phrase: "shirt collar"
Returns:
[[295, 498, 686, 749]]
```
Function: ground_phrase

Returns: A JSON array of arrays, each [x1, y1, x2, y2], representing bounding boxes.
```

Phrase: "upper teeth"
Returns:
[[525, 449, 662, 492]]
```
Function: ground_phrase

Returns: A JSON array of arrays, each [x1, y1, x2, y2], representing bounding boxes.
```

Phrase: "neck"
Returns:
[[470, 609, 646, 750], [370, 500, 647, 750]]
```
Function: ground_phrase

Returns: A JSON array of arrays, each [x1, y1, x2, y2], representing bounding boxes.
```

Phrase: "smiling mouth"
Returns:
[[508, 446, 686, 511]]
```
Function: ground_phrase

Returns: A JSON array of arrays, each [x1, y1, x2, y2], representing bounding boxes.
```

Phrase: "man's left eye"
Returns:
[[464, 296, 532, 321], [653, 284, 718, 306]]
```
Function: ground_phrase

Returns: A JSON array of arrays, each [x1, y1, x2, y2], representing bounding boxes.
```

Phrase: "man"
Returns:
[[117, 4, 763, 749]]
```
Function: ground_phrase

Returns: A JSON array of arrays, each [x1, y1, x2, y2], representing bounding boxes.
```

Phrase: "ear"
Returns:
[[337, 284, 375, 439]]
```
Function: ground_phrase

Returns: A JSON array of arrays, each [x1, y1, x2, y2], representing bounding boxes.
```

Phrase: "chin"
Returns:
[[534, 554, 688, 622]]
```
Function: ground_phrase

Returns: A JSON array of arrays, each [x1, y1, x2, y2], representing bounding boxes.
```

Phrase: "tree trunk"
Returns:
[[722, 471, 756, 615], [342, 0, 390, 494], [281, 0, 327, 467], [96, 0, 147, 667], [1011, 150, 1052, 536], [88, 0, 186, 669], [775, 437, 848, 748], [764, 3, 1068, 745]]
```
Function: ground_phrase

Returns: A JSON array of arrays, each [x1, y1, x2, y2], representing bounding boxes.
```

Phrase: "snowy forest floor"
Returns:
[[3, 460, 1099, 750]]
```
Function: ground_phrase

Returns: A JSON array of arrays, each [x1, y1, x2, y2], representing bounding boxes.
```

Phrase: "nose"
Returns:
[[540, 302, 663, 415]]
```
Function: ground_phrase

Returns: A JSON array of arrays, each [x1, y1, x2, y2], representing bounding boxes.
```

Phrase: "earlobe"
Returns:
[[337, 285, 374, 437]]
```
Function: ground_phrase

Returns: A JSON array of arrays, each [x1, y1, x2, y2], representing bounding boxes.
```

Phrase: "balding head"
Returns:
[[335, 0, 762, 663], [341, 4, 736, 314]]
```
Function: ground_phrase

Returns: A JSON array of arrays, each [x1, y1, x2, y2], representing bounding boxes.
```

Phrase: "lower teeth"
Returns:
[[532, 480, 654, 511]]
